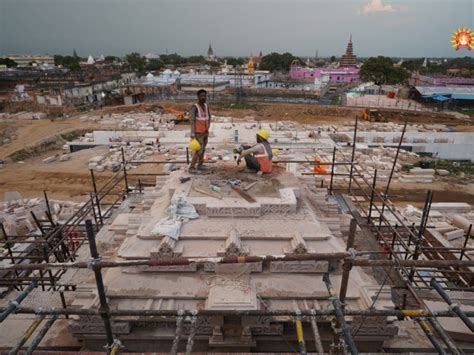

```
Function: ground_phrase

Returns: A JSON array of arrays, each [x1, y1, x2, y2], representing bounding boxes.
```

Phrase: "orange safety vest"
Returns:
[[194, 103, 209, 133], [254, 143, 272, 173]]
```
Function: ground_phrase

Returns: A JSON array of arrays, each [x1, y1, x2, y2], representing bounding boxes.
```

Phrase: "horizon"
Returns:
[[1, 0, 473, 58]]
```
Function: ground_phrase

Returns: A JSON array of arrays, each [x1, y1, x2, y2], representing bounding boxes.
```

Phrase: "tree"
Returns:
[[146, 59, 165, 71], [360, 56, 409, 85], [330, 56, 336, 63], [105, 55, 118, 63], [187, 55, 207, 64], [0, 58, 18, 68], [54, 55, 81, 71], [160, 53, 185, 65], [401, 58, 424, 72], [259, 52, 298, 72], [126, 52, 146, 73], [223, 57, 244, 67]]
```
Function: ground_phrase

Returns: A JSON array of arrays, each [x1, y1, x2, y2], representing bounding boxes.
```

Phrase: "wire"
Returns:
[[352, 265, 394, 337]]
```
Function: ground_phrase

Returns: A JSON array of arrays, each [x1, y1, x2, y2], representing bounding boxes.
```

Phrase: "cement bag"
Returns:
[[168, 192, 199, 220], [151, 217, 182, 240]]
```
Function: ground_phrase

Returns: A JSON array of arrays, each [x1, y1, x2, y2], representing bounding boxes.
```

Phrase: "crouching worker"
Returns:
[[237, 129, 273, 173]]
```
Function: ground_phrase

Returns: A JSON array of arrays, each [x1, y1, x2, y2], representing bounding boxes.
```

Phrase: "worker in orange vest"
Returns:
[[236, 129, 273, 173], [189, 89, 211, 173]]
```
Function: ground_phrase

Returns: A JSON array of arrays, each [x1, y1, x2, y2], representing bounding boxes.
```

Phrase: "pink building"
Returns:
[[289, 36, 360, 84], [289, 66, 360, 83]]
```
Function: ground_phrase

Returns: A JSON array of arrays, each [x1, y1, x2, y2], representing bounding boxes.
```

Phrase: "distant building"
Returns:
[[3, 54, 55, 67], [207, 44, 216, 61], [289, 37, 359, 84], [410, 72, 474, 86], [339, 36, 357, 67]]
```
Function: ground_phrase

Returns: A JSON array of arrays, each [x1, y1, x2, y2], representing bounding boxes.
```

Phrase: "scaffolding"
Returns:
[[0, 123, 473, 354]]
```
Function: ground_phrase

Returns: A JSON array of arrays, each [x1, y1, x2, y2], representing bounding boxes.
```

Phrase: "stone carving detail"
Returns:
[[150, 236, 183, 259], [207, 206, 261, 218], [284, 231, 313, 254], [69, 316, 131, 334], [204, 262, 262, 273], [250, 324, 284, 335], [350, 316, 398, 337], [261, 204, 293, 215], [241, 326, 253, 344], [210, 326, 224, 343], [142, 264, 197, 272], [249, 316, 284, 335], [132, 317, 213, 335], [217, 229, 249, 257], [270, 260, 328, 273]]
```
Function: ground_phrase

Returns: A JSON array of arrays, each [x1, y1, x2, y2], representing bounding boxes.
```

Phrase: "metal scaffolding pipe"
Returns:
[[24, 315, 58, 355], [323, 273, 358, 355], [430, 278, 474, 332], [417, 318, 447, 355], [3, 306, 474, 318], [0, 253, 473, 272], [428, 317, 461, 355], [0, 280, 37, 322], [339, 218, 357, 307], [85, 220, 114, 348], [8, 315, 45, 355], [295, 318, 307, 355]]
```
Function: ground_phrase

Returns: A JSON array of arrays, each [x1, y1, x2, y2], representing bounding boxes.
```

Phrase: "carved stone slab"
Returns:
[[141, 263, 197, 272], [204, 262, 262, 273], [207, 206, 261, 217], [69, 316, 131, 335], [270, 260, 329, 273]]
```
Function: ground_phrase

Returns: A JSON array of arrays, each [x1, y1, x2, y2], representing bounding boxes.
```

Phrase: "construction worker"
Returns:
[[236, 129, 273, 173], [189, 89, 211, 173]]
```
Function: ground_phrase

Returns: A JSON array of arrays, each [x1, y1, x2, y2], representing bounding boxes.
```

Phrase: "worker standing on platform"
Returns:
[[236, 129, 273, 174], [189, 89, 211, 173]]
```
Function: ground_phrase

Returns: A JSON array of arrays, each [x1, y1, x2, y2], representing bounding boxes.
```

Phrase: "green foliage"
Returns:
[[188, 55, 207, 64], [331, 96, 340, 105], [9, 149, 34, 162], [0, 58, 18, 68], [430, 159, 474, 176], [125, 52, 147, 73], [223, 57, 244, 67], [160, 53, 186, 65], [54, 55, 81, 71], [401, 58, 424, 72], [330, 56, 336, 63], [146, 59, 165, 71], [105, 55, 118, 63], [360, 56, 409, 85], [206, 60, 221, 67], [457, 108, 474, 117], [259, 52, 298, 72]]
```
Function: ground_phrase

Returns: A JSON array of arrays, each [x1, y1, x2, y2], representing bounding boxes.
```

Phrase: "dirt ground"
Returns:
[[0, 118, 96, 158], [0, 102, 472, 203]]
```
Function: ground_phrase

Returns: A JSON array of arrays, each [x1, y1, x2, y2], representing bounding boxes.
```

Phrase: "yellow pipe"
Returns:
[[23, 317, 44, 339], [295, 319, 307, 354], [401, 309, 430, 317], [417, 319, 433, 334], [110, 343, 120, 355]]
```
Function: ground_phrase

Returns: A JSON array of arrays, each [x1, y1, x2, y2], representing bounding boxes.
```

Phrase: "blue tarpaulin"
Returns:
[[431, 95, 451, 102]]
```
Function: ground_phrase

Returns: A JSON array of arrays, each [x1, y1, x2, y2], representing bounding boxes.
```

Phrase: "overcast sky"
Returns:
[[1, 0, 473, 58]]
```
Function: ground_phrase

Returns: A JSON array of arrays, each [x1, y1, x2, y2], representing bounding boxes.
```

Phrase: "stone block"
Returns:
[[444, 229, 465, 241]]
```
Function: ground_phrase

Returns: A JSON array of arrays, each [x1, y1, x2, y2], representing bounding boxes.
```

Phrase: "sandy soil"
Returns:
[[0, 118, 96, 158], [0, 102, 472, 203]]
